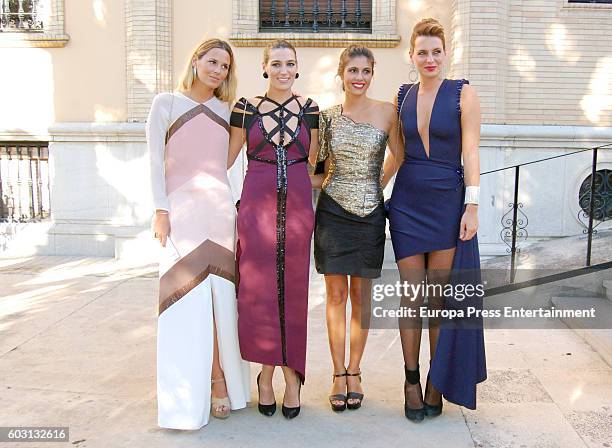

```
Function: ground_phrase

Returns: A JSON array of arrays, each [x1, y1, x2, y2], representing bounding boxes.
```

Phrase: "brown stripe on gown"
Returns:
[[159, 239, 235, 315]]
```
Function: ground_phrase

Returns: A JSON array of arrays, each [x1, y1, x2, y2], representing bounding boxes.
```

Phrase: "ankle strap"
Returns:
[[347, 371, 362, 383], [404, 365, 420, 385], [332, 371, 347, 379]]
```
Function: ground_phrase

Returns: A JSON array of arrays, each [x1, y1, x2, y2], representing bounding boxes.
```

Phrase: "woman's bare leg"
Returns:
[[325, 274, 349, 406], [258, 364, 276, 405], [210, 313, 229, 413], [346, 276, 371, 405], [281, 366, 300, 407]]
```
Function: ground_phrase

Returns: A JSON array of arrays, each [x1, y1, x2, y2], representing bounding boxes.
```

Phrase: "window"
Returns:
[[579, 169, 612, 223], [259, 1, 372, 33], [231, 0, 399, 48], [0, 0, 68, 47], [0, 0, 44, 32]]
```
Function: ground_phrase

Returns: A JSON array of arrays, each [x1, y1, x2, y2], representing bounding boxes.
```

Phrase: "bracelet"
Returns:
[[464, 186, 480, 205], [156, 209, 169, 215]]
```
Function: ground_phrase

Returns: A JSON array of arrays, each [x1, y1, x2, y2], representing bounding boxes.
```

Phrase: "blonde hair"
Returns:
[[263, 39, 297, 65], [177, 38, 237, 104], [410, 18, 446, 54]]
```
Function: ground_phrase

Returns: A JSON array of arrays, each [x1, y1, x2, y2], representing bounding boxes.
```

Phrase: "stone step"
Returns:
[[550, 296, 612, 367], [0, 221, 53, 257]]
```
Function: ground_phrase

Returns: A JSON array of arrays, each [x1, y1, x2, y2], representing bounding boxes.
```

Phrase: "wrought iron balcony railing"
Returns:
[[0, 142, 50, 222], [259, 0, 372, 33], [0, 0, 43, 32], [479, 143, 612, 292]]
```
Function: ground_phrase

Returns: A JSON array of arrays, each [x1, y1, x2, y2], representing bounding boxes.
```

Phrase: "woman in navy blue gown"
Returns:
[[387, 18, 487, 421]]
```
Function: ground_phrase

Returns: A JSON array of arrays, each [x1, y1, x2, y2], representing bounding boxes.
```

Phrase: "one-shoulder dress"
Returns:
[[314, 104, 388, 278], [388, 79, 487, 410]]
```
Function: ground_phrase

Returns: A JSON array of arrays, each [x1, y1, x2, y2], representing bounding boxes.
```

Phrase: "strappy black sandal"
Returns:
[[328, 371, 348, 412], [346, 371, 364, 410]]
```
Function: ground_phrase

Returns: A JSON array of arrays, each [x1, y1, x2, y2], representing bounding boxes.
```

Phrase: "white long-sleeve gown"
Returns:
[[147, 92, 250, 430]]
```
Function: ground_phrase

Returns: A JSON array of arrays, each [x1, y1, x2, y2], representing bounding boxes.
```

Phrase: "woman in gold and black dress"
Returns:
[[311, 45, 401, 412]]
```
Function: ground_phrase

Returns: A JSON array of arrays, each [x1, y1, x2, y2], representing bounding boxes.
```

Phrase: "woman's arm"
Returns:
[[459, 83, 481, 241], [305, 99, 322, 188], [228, 126, 246, 169], [308, 127, 320, 169], [309, 127, 322, 189], [382, 98, 404, 188], [227, 98, 249, 169], [145, 93, 172, 246], [310, 159, 330, 189]]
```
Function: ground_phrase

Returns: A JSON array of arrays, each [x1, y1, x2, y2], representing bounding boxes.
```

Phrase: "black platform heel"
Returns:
[[346, 371, 364, 410], [282, 375, 302, 419], [404, 364, 425, 422], [424, 373, 443, 417], [257, 372, 276, 417], [329, 370, 348, 412]]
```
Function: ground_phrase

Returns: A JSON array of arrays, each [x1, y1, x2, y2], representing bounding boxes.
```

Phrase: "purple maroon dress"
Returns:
[[230, 95, 319, 383]]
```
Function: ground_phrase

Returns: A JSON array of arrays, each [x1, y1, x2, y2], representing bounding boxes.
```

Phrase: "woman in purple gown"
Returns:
[[387, 18, 486, 421], [228, 40, 319, 420]]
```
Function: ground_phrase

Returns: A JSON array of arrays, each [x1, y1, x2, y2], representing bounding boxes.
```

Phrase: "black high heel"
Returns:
[[404, 364, 425, 422], [282, 375, 302, 419], [257, 372, 276, 417], [346, 371, 364, 410], [424, 373, 443, 417], [329, 370, 348, 412]]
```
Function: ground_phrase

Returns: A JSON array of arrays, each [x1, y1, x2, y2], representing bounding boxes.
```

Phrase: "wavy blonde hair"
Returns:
[[177, 38, 237, 104]]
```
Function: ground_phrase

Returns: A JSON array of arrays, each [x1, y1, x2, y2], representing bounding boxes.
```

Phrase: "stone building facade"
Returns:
[[0, 0, 610, 258]]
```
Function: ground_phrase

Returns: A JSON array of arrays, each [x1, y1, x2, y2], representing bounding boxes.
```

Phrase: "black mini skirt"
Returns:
[[314, 190, 386, 279]]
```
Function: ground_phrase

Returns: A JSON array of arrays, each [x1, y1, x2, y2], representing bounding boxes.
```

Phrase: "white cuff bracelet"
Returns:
[[464, 186, 480, 205]]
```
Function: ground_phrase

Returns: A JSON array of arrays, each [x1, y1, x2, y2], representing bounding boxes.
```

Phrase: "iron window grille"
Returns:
[[259, 0, 372, 33], [0, 0, 44, 32]]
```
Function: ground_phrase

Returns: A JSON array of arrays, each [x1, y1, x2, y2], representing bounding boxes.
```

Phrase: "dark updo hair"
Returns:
[[337, 44, 376, 79], [410, 18, 446, 54], [263, 39, 297, 65]]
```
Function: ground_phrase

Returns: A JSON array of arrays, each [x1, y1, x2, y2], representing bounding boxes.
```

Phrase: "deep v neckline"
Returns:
[[415, 79, 445, 159]]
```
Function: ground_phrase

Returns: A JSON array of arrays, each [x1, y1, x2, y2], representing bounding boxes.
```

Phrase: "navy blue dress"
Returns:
[[388, 79, 487, 410]]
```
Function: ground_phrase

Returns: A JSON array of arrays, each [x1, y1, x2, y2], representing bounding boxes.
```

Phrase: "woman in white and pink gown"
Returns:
[[147, 38, 249, 430]]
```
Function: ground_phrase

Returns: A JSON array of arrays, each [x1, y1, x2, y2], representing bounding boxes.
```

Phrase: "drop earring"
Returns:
[[263, 72, 269, 79], [295, 73, 300, 79], [408, 65, 418, 83], [192, 65, 197, 81]]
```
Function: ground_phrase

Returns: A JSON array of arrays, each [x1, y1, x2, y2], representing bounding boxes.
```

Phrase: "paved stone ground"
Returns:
[[0, 256, 610, 448]]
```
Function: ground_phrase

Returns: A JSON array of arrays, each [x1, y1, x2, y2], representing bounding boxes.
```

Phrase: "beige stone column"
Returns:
[[125, 0, 172, 122], [450, 0, 510, 123]]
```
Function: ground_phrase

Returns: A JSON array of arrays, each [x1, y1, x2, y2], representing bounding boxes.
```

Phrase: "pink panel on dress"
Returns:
[[165, 113, 229, 195]]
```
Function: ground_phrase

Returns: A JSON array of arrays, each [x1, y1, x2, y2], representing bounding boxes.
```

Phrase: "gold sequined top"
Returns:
[[318, 105, 388, 217]]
